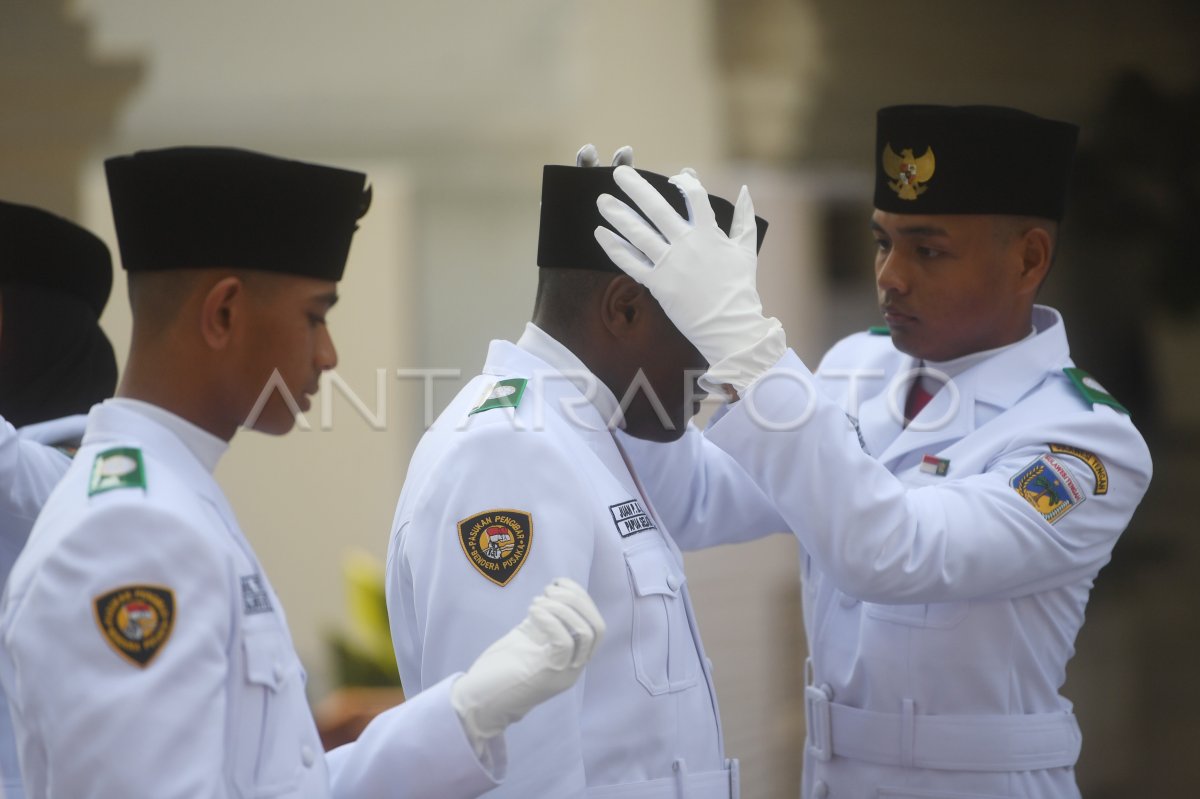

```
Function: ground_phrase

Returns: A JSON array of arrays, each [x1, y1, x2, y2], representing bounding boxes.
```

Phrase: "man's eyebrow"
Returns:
[[870, 220, 950, 238], [313, 291, 339, 308]]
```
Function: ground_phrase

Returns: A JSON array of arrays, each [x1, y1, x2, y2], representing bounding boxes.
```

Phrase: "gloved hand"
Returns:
[[451, 578, 605, 757], [575, 143, 634, 168], [593, 165, 785, 393]]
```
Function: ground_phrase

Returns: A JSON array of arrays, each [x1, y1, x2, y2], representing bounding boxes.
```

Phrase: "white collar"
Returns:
[[107, 398, 229, 474], [916, 321, 1039, 391], [17, 414, 89, 447], [515, 322, 625, 429]]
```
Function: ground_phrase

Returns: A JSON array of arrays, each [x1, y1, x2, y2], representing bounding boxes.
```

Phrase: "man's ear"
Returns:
[[1017, 225, 1054, 294], [599, 275, 649, 339], [199, 275, 244, 351]]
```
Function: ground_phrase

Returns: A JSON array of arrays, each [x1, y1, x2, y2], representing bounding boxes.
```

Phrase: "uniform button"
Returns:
[[273, 662, 286, 683], [666, 575, 680, 591], [813, 780, 829, 798], [819, 683, 833, 700], [839, 594, 858, 609], [301, 745, 316, 767]]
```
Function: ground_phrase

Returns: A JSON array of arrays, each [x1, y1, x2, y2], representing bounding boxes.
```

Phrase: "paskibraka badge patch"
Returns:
[[93, 584, 175, 667], [458, 509, 532, 587]]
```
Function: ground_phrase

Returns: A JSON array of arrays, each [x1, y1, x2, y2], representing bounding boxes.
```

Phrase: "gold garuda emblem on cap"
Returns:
[[883, 144, 936, 200]]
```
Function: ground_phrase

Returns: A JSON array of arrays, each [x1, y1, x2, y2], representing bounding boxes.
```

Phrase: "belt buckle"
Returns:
[[804, 684, 833, 762]]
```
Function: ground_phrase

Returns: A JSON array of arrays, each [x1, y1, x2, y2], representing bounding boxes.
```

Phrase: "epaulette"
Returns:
[[469, 378, 528, 416], [1063, 368, 1129, 415], [88, 447, 148, 496]]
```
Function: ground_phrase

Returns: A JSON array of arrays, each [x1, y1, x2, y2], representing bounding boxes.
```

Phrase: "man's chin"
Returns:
[[624, 419, 689, 443], [244, 410, 300, 436]]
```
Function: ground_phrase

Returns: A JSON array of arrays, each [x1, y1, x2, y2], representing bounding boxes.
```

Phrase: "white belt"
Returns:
[[586, 759, 739, 799], [805, 684, 1081, 771]]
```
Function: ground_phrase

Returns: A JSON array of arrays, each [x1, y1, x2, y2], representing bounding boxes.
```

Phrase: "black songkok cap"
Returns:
[[874, 105, 1079, 219], [0, 200, 112, 317], [105, 147, 371, 281], [0, 201, 116, 426], [538, 165, 769, 272]]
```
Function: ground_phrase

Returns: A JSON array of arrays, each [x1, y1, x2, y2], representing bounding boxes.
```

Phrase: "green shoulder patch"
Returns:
[[88, 447, 147, 497], [868, 326, 891, 336], [1063, 368, 1129, 415], [469, 378, 528, 415]]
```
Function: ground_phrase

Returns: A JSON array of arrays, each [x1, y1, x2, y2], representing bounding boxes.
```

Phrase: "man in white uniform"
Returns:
[[595, 106, 1153, 798], [0, 200, 119, 799], [387, 156, 769, 798], [0, 146, 603, 799]]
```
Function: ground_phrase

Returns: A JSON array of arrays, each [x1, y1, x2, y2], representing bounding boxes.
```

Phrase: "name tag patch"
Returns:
[[240, 574, 273, 615], [609, 499, 656, 538], [1011, 454, 1086, 524]]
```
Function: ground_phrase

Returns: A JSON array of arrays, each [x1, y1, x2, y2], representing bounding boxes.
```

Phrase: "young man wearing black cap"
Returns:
[[0, 147, 603, 799], [385, 151, 766, 798], [0, 200, 118, 799], [596, 107, 1152, 798]]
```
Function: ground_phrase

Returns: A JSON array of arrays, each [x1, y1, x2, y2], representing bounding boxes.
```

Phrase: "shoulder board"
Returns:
[[1063, 368, 1129, 415], [469, 378, 528, 415], [867, 326, 890, 336], [89, 447, 148, 496]]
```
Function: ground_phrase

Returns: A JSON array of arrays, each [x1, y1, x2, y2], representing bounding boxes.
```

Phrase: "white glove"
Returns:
[[593, 164, 785, 393], [451, 578, 605, 756], [575, 143, 634, 168]]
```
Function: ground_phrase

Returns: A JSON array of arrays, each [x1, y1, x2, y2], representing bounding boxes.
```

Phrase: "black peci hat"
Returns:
[[105, 147, 371, 281], [538, 165, 768, 271], [0, 200, 112, 317], [0, 201, 116, 426], [874, 105, 1079, 219]]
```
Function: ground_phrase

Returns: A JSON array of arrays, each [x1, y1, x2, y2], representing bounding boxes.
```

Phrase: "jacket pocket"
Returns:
[[625, 543, 699, 695], [233, 629, 305, 798], [863, 599, 969, 629], [879, 787, 1020, 798]]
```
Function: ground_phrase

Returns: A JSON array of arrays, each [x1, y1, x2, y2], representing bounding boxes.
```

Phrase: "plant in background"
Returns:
[[326, 549, 401, 689]]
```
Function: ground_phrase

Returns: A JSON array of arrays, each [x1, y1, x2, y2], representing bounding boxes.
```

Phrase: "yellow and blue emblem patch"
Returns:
[[1011, 454, 1086, 524], [93, 584, 175, 667], [458, 509, 533, 587]]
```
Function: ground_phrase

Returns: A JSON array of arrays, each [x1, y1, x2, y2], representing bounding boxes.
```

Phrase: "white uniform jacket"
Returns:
[[0, 414, 86, 799], [0, 400, 501, 799], [628, 307, 1152, 799], [387, 336, 737, 799]]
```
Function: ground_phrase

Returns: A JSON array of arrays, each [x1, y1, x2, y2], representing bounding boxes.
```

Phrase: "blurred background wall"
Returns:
[[4, 0, 1198, 795]]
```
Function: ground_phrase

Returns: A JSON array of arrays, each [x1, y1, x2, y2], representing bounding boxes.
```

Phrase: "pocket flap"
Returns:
[[625, 546, 684, 598], [243, 630, 289, 690]]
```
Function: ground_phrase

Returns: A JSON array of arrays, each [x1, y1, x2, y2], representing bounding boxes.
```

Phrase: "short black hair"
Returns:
[[531, 267, 618, 336]]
